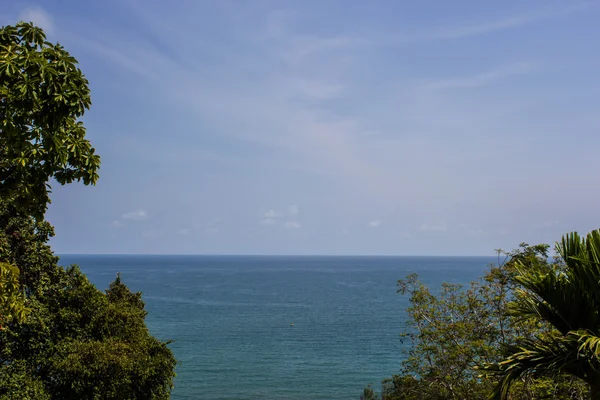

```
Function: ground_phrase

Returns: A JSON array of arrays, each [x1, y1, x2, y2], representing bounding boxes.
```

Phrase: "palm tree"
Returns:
[[486, 229, 600, 399]]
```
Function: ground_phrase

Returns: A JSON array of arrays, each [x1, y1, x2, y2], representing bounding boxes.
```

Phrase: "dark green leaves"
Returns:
[[0, 262, 29, 326], [380, 244, 588, 400], [0, 22, 100, 218], [0, 201, 176, 399], [487, 229, 600, 398]]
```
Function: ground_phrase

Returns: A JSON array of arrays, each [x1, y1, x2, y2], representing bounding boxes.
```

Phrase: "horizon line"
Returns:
[[56, 253, 498, 258]]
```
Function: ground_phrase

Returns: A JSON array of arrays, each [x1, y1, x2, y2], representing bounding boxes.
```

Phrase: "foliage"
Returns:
[[361, 384, 379, 400], [0, 262, 28, 327], [485, 230, 600, 399], [0, 22, 175, 399], [0, 361, 50, 400], [0, 22, 100, 218], [375, 244, 587, 400], [0, 202, 177, 399]]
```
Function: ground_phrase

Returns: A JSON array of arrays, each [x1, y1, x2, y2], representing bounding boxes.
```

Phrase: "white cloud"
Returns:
[[419, 223, 447, 232], [288, 205, 299, 215], [263, 209, 281, 219], [261, 209, 283, 225], [19, 6, 54, 35], [368, 220, 381, 228], [111, 220, 122, 228], [122, 209, 148, 221], [284, 221, 301, 229]]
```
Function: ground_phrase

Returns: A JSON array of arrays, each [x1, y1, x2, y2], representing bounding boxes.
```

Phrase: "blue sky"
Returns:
[[2, 0, 600, 255]]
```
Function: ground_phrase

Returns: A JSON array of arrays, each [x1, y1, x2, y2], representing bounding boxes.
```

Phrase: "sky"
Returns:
[[2, 0, 600, 255]]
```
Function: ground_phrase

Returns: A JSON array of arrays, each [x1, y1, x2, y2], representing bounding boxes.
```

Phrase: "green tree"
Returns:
[[0, 22, 176, 398], [0, 199, 177, 399], [0, 22, 100, 218], [486, 230, 600, 399], [378, 245, 587, 400]]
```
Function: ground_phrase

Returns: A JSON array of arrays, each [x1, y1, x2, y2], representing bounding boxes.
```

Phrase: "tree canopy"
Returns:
[[0, 205, 177, 398], [371, 244, 588, 400], [0, 22, 176, 399], [0, 22, 100, 218], [486, 230, 600, 399]]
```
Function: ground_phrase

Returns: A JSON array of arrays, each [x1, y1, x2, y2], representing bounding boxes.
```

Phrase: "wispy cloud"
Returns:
[[261, 209, 282, 225], [424, 15, 534, 41], [382, 3, 593, 44], [122, 209, 148, 221], [284, 221, 301, 230], [423, 63, 536, 90], [280, 34, 366, 64], [263, 209, 281, 219], [265, 3, 594, 63], [368, 220, 381, 228], [31, 1, 600, 255], [19, 6, 54, 34]]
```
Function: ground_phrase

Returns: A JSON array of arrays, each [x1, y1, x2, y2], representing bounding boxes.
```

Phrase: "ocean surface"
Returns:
[[58, 255, 495, 400]]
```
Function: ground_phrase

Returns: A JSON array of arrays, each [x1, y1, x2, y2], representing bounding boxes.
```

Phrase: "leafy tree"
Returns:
[[486, 230, 600, 399], [376, 245, 587, 400], [0, 22, 100, 218], [0, 22, 176, 398], [0, 199, 177, 399]]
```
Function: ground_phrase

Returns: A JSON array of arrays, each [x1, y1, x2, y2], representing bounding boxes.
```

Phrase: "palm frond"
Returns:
[[489, 229, 600, 398], [486, 334, 587, 399]]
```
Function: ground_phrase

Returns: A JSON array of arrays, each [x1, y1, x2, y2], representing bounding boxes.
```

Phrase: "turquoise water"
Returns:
[[58, 255, 493, 399]]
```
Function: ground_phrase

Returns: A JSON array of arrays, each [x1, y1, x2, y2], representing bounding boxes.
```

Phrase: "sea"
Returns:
[[58, 255, 495, 400]]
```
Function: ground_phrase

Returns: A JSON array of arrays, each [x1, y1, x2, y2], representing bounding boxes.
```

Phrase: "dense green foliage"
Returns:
[[0, 261, 28, 326], [486, 230, 600, 399], [0, 22, 176, 399], [0, 206, 176, 398], [369, 244, 589, 399], [0, 22, 100, 218]]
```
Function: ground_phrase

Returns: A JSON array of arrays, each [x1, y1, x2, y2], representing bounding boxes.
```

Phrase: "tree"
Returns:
[[377, 244, 587, 400], [0, 22, 176, 398], [486, 230, 600, 399], [0, 198, 177, 399], [0, 22, 100, 218]]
